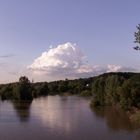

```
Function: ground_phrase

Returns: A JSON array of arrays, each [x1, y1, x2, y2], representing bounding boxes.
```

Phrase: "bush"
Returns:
[[131, 110, 140, 125], [80, 90, 92, 96], [90, 99, 101, 107]]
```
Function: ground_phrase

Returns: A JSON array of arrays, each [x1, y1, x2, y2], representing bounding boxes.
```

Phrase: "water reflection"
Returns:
[[0, 96, 140, 140], [12, 100, 32, 122], [32, 96, 74, 133], [31, 96, 91, 135], [91, 106, 137, 132]]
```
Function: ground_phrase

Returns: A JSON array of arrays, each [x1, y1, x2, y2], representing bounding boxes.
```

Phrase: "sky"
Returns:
[[0, 0, 140, 83]]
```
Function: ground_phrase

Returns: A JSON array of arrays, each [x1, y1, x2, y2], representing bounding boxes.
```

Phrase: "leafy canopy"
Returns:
[[134, 24, 140, 50]]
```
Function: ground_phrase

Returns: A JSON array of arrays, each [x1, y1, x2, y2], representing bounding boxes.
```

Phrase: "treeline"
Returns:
[[0, 76, 92, 100], [90, 72, 140, 110], [0, 72, 140, 111], [0, 76, 33, 100]]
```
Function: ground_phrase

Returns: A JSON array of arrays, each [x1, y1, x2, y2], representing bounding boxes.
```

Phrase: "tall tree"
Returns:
[[134, 24, 140, 50], [18, 76, 33, 100]]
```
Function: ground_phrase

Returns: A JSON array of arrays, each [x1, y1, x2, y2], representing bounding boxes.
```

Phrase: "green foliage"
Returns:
[[92, 77, 106, 105], [58, 80, 68, 93], [80, 90, 92, 97], [12, 83, 20, 100], [33, 82, 49, 96], [131, 110, 140, 125], [91, 72, 140, 110], [90, 98, 101, 107], [17, 76, 33, 100], [48, 81, 59, 95], [0, 84, 13, 100], [119, 75, 140, 109], [0, 72, 140, 112], [134, 24, 140, 50], [134, 24, 140, 44], [104, 75, 123, 104]]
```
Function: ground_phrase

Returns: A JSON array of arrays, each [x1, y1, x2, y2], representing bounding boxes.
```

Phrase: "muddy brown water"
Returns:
[[0, 96, 140, 140]]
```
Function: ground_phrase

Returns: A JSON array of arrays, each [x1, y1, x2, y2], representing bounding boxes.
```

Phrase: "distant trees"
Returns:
[[0, 76, 33, 100], [119, 75, 140, 110], [16, 76, 33, 100], [92, 77, 106, 106], [90, 73, 140, 110], [58, 80, 68, 93], [1, 73, 140, 111], [33, 82, 49, 96], [0, 76, 92, 100], [104, 75, 123, 105], [0, 84, 13, 100]]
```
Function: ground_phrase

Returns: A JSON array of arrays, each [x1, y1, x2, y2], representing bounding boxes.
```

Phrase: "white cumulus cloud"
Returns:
[[28, 42, 138, 82], [106, 65, 138, 73], [28, 42, 98, 79], [107, 64, 122, 73]]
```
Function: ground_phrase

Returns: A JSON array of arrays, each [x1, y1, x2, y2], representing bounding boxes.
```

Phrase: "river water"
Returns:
[[0, 96, 140, 140]]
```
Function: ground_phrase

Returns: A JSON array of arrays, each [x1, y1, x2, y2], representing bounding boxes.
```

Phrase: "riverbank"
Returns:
[[127, 108, 140, 125], [90, 98, 140, 126], [1, 72, 140, 125]]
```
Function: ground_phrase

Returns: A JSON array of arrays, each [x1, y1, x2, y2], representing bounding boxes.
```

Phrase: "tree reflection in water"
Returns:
[[91, 106, 138, 132], [12, 100, 32, 122]]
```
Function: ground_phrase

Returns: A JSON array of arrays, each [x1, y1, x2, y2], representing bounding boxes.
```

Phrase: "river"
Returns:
[[0, 96, 140, 140]]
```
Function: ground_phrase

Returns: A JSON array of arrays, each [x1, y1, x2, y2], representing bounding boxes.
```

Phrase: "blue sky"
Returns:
[[0, 0, 140, 83]]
